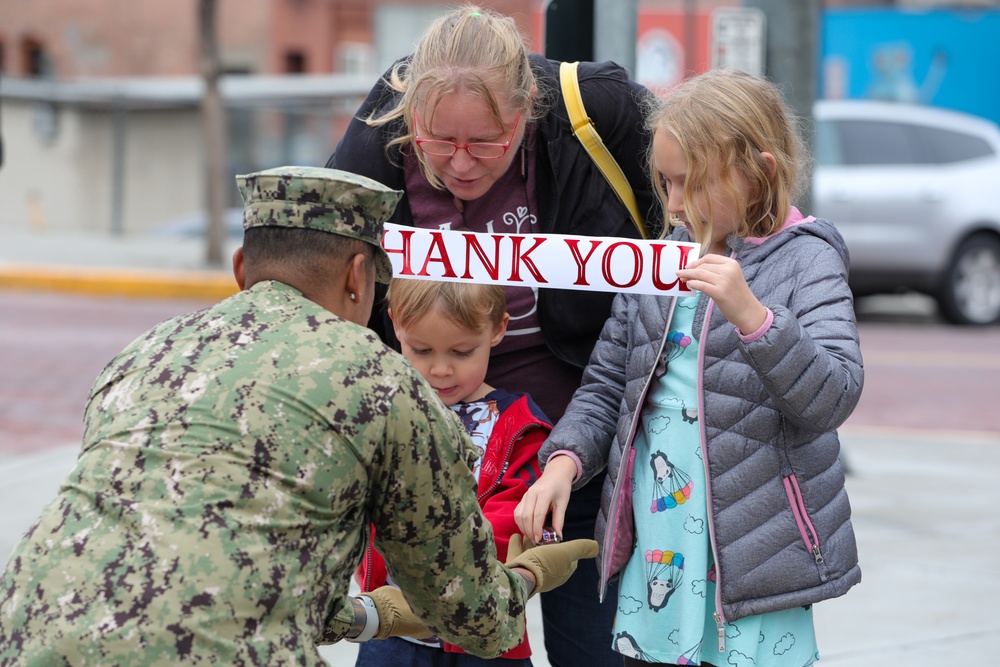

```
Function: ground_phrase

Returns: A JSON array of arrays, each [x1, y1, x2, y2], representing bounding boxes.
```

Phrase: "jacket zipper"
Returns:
[[697, 298, 727, 653], [599, 298, 679, 602], [362, 542, 373, 591], [713, 613, 726, 653], [782, 471, 825, 565], [477, 423, 535, 503], [460, 416, 540, 656]]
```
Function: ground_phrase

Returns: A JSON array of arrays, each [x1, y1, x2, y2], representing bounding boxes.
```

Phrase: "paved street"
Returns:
[[0, 291, 218, 456], [4, 291, 998, 459]]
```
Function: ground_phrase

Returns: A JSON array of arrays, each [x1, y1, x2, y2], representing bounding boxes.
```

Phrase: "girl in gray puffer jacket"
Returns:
[[515, 69, 863, 667]]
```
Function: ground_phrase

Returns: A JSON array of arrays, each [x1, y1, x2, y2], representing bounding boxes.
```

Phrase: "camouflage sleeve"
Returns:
[[320, 598, 357, 645], [369, 370, 529, 658]]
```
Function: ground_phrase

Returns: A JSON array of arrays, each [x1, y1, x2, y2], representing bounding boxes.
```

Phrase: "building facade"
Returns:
[[2, 0, 999, 236]]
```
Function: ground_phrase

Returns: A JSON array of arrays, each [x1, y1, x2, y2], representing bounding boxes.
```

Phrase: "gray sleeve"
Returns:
[[738, 241, 864, 433]]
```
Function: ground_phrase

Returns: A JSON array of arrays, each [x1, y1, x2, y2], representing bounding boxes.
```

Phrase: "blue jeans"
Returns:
[[355, 637, 533, 666], [539, 470, 621, 667]]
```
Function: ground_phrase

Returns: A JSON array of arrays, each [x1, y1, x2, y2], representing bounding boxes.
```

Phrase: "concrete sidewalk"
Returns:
[[0, 444, 547, 666], [3, 432, 997, 665], [3, 228, 999, 665]]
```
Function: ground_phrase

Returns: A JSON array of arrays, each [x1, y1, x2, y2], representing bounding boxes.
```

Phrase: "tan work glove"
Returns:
[[366, 586, 436, 640], [504, 534, 599, 598]]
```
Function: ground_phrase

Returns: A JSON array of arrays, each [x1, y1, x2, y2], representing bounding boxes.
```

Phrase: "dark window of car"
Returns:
[[816, 117, 996, 168], [916, 125, 994, 163], [826, 120, 926, 166]]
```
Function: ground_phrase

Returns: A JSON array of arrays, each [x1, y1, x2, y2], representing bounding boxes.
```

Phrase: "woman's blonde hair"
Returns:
[[648, 69, 809, 247], [365, 4, 537, 189], [387, 278, 507, 333]]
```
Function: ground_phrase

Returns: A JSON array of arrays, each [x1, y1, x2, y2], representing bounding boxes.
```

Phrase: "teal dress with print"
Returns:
[[611, 296, 819, 666]]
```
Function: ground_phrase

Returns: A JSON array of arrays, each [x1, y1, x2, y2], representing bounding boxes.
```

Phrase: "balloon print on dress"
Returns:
[[664, 329, 692, 362], [644, 548, 684, 611], [649, 451, 694, 513], [676, 639, 702, 665]]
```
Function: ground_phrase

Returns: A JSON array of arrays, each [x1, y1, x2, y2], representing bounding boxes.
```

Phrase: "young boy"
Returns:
[[355, 278, 551, 666]]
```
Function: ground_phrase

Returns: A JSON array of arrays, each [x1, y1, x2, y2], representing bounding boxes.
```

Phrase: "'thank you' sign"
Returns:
[[382, 223, 700, 297]]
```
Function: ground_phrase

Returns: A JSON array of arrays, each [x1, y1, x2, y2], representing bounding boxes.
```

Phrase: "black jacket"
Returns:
[[328, 55, 658, 368]]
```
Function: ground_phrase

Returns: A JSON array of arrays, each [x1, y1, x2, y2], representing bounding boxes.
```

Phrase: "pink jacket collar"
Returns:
[[744, 206, 815, 246]]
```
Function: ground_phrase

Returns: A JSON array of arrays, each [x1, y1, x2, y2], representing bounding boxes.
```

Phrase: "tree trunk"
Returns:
[[199, 0, 227, 267]]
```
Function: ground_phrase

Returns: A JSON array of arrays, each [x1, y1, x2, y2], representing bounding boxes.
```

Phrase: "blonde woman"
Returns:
[[328, 6, 656, 665]]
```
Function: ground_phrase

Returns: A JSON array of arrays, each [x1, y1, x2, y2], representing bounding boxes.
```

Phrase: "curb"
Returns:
[[0, 264, 239, 301]]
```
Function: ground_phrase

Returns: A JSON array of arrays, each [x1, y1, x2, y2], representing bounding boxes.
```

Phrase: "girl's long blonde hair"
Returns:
[[648, 69, 809, 249], [366, 4, 538, 190]]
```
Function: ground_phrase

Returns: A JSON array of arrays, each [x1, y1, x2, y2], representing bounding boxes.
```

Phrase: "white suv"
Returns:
[[814, 99, 1000, 325]]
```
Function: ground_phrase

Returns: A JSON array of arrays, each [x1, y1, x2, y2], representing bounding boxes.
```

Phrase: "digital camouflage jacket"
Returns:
[[0, 281, 528, 666]]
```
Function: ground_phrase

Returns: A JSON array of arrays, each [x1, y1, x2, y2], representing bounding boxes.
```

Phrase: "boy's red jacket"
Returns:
[[355, 390, 550, 658]]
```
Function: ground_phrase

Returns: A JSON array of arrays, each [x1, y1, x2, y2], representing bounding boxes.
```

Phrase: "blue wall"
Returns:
[[821, 8, 1000, 125]]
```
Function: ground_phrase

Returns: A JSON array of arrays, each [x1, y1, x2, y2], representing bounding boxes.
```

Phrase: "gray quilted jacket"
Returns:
[[540, 211, 863, 624]]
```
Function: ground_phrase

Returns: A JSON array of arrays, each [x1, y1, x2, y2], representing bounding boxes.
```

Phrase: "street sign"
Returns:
[[711, 8, 766, 76]]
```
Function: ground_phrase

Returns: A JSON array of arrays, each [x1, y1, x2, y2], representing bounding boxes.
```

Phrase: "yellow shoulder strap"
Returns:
[[559, 61, 649, 239]]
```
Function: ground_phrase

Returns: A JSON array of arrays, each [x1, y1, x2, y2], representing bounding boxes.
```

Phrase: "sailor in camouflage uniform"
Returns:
[[0, 166, 595, 666]]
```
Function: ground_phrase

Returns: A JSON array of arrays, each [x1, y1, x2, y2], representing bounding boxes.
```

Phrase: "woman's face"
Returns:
[[414, 92, 526, 201]]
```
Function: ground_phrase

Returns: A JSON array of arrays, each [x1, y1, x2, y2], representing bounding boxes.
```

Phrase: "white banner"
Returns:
[[382, 223, 700, 297]]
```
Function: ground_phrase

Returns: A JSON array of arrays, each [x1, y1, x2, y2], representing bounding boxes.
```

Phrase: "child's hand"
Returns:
[[505, 534, 598, 598], [676, 254, 768, 334], [514, 455, 576, 544]]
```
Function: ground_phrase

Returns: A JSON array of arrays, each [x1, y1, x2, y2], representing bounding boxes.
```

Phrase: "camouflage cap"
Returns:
[[236, 166, 402, 283]]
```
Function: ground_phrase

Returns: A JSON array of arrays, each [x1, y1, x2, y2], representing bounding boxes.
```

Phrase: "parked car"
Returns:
[[814, 99, 1000, 325]]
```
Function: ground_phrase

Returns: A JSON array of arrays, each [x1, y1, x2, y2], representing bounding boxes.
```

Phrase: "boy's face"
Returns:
[[393, 304, 506, 406]]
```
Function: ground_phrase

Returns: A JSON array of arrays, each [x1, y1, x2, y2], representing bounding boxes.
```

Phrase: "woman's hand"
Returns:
[[676, 254, 767, 334], [514, 455, 577, 544]]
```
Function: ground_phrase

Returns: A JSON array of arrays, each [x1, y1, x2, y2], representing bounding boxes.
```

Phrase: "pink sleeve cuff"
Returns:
[[736, 307, 774, 343], [545, 450, 583, 485]]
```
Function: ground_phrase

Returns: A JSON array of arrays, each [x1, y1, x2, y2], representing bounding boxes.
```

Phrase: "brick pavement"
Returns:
[[0, 291, 215, 455], [5, 289, 998, 456], [846, 319, 1000, 436]]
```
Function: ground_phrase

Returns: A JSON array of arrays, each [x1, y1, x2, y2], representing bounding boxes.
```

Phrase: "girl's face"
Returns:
[[393, 304, 507, 406], [414, 92, 527, 201], [652, 129, 746, 256]]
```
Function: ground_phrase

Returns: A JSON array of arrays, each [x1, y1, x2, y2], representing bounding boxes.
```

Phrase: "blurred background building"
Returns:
[[2, 0, 999, 237], [0, 0, 540, 238]]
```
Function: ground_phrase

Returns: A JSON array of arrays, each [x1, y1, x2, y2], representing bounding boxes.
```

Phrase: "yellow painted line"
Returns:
[[0, 264, 238, 301], [863, 350, 1000, 370]]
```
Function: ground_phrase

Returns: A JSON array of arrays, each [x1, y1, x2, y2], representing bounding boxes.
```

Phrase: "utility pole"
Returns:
[[544, 0, 593, 61], [544, 0, 639, 76], [594, 0, 637, 73], [742, 0, 820, 211], [199, 0, 227, 267]]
